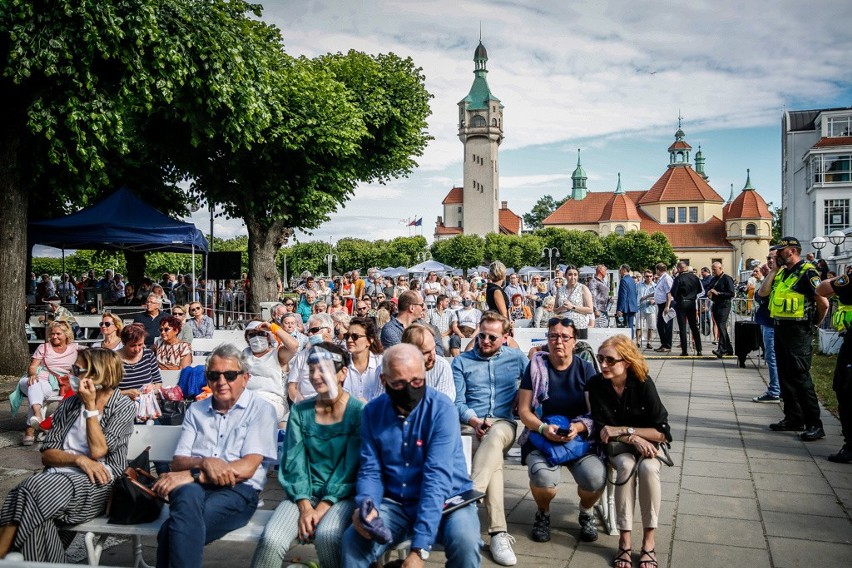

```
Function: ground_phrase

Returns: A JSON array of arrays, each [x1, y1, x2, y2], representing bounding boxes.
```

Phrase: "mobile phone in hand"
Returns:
[[556, 427, 571, 437], [481, 420, 491, 431]]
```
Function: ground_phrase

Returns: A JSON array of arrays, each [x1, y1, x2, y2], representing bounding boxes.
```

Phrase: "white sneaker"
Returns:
[[490, 531, 517, 566], [29, 416, 44, 430]]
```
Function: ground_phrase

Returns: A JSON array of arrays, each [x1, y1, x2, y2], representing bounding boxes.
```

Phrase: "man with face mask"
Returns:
[[341, 344, 481, 567], [287, 313, 335, 402], [242, 321, 298, 427], [452, 311, 528, 566]]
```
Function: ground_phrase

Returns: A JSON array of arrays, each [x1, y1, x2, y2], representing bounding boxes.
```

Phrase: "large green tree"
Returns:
[[534, 227, 606, 268], [600, 231, 677, 271], [523, 195, 568, 230], [430, 235, 486, 271]]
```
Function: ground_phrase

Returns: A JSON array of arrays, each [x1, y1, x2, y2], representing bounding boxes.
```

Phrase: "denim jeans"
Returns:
[[340, 499, 481, 568], [761, 325, 780, 397], [156, 482, 259, 568]]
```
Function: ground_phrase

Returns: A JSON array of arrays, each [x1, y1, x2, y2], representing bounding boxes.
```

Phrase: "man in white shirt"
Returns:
[[653, 262, 674, 352], [430, 294, 461, 356]]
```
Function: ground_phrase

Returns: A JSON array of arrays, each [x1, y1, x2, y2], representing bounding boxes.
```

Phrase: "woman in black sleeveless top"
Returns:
[[486, 261, 510, 318]]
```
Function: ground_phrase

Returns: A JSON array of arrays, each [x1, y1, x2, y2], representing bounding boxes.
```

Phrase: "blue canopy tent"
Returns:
[[28, 188, 208, 303]]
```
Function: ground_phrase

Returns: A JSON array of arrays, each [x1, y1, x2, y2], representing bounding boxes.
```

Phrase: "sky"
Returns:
[[35, 0, 852, 256]]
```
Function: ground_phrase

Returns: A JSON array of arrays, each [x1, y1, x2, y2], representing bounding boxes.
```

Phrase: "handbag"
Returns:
[[108, 447, 166, 524], [528, 415, 592, 466], [606, 439, 674, 486]]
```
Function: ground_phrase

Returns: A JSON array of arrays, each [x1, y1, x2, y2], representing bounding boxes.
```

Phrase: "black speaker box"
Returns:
[[205, 252, 242, 280]]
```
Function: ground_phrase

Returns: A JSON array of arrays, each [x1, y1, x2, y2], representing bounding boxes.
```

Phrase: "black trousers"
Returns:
[[675, 300, 702, 355], [835, 333, 851, 445], [656, 304, 673, 348], [774, 322, 822, 427], [712, 302, 732, 354]]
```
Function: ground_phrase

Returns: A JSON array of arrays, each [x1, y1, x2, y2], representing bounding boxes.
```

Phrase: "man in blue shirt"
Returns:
[[615, 264, 638, 339], [341, 344, 480, 567], [153, 344, 278, 568], [452, 311, 528, 566]]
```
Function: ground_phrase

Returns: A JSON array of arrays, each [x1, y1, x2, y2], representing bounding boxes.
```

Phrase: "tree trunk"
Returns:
[[245, 214, 291, 316], [124, 251, 147, 289], [0, 132, 30, 375]]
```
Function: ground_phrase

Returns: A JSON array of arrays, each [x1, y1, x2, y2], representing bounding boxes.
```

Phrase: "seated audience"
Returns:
[[92, 312, 123, 351], [154, 316, 192, 370], [534, 296, 557, 328], [116, 323, 162, 401], [343, 317, 384, 402], [186, 301, 214, 339], [242, 321, 298, 426], [0, 349, 135, 562]]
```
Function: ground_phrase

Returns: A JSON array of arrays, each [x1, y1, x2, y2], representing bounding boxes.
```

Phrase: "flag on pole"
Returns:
[[408, 217, 417, 227], [414, 217, 422, 226]]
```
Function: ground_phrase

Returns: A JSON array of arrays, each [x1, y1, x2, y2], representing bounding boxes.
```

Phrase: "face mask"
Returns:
[[385, 382, 426, 413], [248, 336, 269, 353], [462, 300, 472, 308], [69, 375, 80, 393], [308, 334, 324, 346]]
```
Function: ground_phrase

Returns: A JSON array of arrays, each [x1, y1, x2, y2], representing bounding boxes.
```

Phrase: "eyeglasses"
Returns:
[[284, 302, 294, 307], [596, 354, 625, 366], [548, 333, 575, 342], [307, 326, 328, 334], [477, 332, 501, 343], [205, 370, 244, 383], [386, 377, 426, 390], [356, 306, 368, 311], [548, 316, 575, 327], [412, 303, 425, 308], [98, 321, 112, 328], [172, 311, 184, 316], [159, 327, 173, 333], [71, 364, 88, 376], [190, 307, 201, 312], [343, 332, 366, 341]]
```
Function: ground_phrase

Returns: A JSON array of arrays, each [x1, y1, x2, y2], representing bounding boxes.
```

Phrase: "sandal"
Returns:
[[21, 434, 35, 446], [613, 546, 631, 568], [639, 548, 657, 568]]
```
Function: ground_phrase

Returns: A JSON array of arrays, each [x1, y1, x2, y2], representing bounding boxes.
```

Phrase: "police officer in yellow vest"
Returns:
[[756, 236, 829, 441], [816, 266, 852, 463]]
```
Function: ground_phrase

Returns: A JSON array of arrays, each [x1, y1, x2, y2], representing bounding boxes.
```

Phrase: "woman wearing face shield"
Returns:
[[252, 343, 363, 568], [0, 348, 135, 562], [243, 320, 299, 427]]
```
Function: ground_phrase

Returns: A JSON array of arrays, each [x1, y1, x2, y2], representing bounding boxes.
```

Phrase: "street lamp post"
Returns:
[[325, 253, 338, 279], [542, 247, 560, 277], [811, 236, 827, 260], [829, 230, 848, 257], [418, 251, 431, 262]]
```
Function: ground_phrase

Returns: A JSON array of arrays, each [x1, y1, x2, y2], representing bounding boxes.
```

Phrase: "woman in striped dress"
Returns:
[[116, 323, 162, 401], [0, 348, 135, 562]]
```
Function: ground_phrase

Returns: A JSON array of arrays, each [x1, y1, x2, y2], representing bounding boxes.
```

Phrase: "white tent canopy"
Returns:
[[406, 259, 455, 273]]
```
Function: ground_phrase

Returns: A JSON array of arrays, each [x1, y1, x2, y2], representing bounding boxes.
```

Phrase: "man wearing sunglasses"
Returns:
[[154, 344, 277, 568], [452, 311, 528, 566], [380, 290, 427, 350]]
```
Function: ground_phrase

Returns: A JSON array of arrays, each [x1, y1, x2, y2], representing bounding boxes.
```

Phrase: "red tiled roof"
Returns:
[[668, 140, 692, 151], [724, 190, 772, 220], [639, 166, 724, 204], [600, 193, 641, 222], [637, 210, 733, 249], [499, 207, 522, 235], [812, 136, 852, 148], [434, 224, 463, 236], [442, 187, 463, 205]]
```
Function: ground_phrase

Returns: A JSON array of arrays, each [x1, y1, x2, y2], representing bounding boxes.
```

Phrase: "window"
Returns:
[[689, 206, 698, 223], [457, 206, 462, 214], [491, 118, 497, 127], [667, 207, 675, 223], [745, 223, 757, 236], [470, 115, 486, 127], [678, 207, 687, 223], [827, 115, 852, 137], [615, 225, 625, 236], [809, 153, 852, 185], [825, 199, 850, 233]]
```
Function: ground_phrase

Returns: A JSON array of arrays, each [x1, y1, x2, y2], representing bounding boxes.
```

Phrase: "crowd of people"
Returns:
[[5, 234, 850, 567]]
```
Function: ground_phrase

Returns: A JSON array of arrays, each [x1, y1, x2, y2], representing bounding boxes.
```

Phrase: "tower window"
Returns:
[[678, 207, 686, 223], [667, 207, 675, 223], [471, 115, 486, 127], [689, 207, 698, 223], [745, 223, 757, 236], [615, 225, 625, 236]]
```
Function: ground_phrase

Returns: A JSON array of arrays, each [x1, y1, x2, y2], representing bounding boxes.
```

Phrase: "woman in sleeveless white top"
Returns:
[[554, 265, 595, 339]]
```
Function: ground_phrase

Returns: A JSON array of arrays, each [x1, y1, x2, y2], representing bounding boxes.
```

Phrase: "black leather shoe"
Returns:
[[769, 419, 805, 432], [828, 445, 852, 463], [713, 349, 723, 358], [800, 426, 826, 441]]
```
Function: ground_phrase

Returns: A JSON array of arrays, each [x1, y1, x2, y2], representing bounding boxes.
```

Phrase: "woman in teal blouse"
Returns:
[[252, 342, 363, 568]]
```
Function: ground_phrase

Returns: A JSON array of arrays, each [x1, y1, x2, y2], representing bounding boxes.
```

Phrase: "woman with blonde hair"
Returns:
[[93, 312, 123, 351], [170, 305, 194, 343], [0, 348, 135, 562], [486, 261, 510, 318], [586, 335, 672, 568]]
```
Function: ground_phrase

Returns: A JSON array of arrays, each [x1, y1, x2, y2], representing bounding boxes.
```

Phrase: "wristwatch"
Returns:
[[411, 548, 430, 560], [190, 467, 202, 483], [625, 427, 635, 436], [82, 409, 100, 419]]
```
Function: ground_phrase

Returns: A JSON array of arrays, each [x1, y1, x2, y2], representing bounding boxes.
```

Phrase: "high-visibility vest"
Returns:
[[833, 300, 852, 332], [769, 263, 814, 321]]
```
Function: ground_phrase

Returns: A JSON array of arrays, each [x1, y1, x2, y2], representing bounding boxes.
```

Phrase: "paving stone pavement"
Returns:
[[0, 354, 850, 566]]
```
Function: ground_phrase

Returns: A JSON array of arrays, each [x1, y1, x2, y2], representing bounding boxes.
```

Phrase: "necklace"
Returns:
[[316, 390, 344, 414]]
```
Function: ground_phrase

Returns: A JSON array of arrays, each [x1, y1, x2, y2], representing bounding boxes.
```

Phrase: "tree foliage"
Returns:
[[431, 235, 486, 270], [523, 194, 568, 230], [600, 231, 677, 271]]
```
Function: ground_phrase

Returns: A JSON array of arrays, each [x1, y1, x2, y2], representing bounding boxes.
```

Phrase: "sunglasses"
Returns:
[[159, 327, 173, 333], [307, 326, 327, 334], [246, 330, 267, 338], [190, 307, 202, 312], [548, 316, 575, 327], [343, 332, 366, 341], [173, 311, 184, 316], [98, 321, 112, 328], [71, 364, 88, 376], [596, 354, 625, 366], [548, 333, 575, 342], [284, 302, 294, 307], [205, 370, 243, 383], [477, 332, 501, 343]]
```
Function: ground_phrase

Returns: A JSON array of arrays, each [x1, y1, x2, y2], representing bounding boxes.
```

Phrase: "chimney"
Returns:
[[501, 201, 508, 210]]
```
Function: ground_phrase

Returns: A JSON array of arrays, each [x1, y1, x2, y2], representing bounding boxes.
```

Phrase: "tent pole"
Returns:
[[191, 245, 196, 304]]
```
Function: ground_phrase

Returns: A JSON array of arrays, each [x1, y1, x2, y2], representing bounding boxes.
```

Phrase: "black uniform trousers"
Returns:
[[675, 300, 702, 355], [774, 321, 822, 428], [835, 332, 852, 445], [712, 301, 733, 354], [656, 304, 673, 349]]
